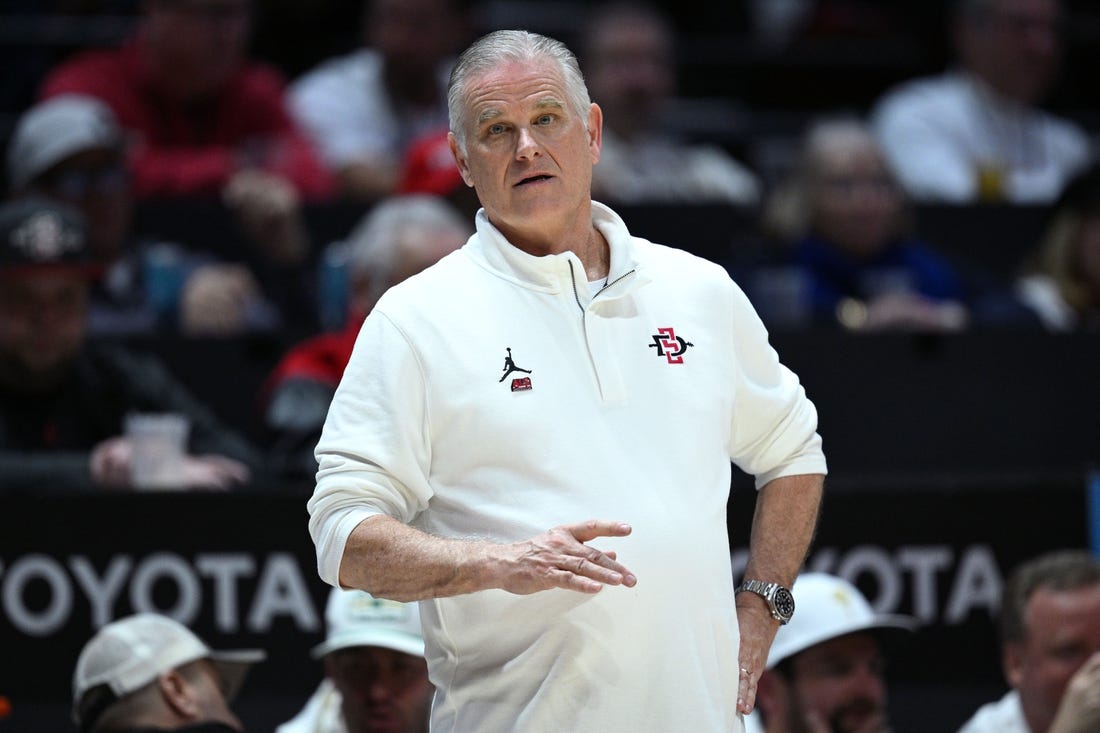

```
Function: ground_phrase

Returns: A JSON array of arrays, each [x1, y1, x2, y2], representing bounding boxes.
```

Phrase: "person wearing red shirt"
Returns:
[[261, 195, 470, 481], [39, 0, 333, 202]]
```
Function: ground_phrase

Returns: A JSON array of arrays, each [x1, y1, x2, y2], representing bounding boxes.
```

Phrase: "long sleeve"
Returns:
[[725, 281, 827, 488], [308, 311, 435, 587]]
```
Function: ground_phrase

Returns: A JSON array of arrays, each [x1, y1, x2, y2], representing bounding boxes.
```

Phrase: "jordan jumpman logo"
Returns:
[[499, 347, 533, 382]]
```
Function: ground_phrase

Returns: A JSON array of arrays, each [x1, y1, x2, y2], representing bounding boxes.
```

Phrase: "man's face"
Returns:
[[959, 0, 1062, 104], [144, 0, 251, 101], [585, 17, 674, 131], [33, 148, 132, 262], [325, 646, 433, 733], [0, 273, 88, 387], [772, 633, 890, 733], [810, 138, 903, 260], [1006, 583, 1100, 733], [188, 659, 246, 732], [367, 0, 457, 77], [351, 225, 469, 316], [448, 58, 602, 252]]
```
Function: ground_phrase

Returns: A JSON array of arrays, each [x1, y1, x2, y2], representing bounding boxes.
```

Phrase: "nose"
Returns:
[[851, 665, 887, 703], [515, 126, 541, 160]]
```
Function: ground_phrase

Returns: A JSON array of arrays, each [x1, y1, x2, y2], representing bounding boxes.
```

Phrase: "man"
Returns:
[[72, 612, 265, 733], [958, 550, 1100, 733], [263, 195, 471, 480], [746, 573, 915, 733], [38, 0, 331, 297], [289, 0, 465, 199], [277, 588, 432, 733], [871, 0, 1091, 203], [582, 2, 761, 205], [308, 30, 826, 732], [6, 94, 279, 336], [39, 0, 331, 203], [0, 197, 259, 491]]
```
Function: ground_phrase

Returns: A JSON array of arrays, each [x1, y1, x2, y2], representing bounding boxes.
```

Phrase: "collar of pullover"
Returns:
[[464, 201, 651, 297]]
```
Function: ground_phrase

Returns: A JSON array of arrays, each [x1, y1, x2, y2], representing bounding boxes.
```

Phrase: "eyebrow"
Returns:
[[475, 97, 566, 126]]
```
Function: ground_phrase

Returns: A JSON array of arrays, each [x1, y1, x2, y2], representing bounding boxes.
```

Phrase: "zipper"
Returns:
[[567, 260, 637, 315]]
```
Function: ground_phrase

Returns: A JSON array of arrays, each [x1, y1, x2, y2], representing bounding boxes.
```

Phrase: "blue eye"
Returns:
[[488, 123, 506, 135], [536, 114, 553, 125]]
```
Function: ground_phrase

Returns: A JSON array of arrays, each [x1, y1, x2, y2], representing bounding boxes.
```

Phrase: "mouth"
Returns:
[[514, 173, 554, 187]]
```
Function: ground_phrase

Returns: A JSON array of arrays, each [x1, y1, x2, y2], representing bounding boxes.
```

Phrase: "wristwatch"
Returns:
[[736, 579, 795, 625]]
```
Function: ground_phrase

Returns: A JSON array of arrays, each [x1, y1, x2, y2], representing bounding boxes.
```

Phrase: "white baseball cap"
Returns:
[[72, 613, 265, 728], [7, 94, 123, 190], [312, 588, 425, 659], [766, 573, 916, 668]]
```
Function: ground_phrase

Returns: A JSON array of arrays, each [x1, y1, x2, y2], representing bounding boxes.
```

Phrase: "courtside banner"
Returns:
[[0, 480, 1091, 731]]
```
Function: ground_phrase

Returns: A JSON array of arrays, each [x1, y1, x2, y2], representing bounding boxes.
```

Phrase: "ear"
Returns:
[[348, 270, 375, 316], [157, 670, 201, 719], [587, 103, 603, 165], [447, 132, 475, 188], [1003, 641, 1025, 689]]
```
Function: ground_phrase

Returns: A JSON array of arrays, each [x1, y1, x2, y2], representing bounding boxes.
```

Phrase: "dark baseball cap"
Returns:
[[0, 197, 102, 278]]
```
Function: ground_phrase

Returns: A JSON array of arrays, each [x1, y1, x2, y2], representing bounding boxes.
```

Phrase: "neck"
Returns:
[[494, 202, 610, 280], [578, 226, 610, 281]]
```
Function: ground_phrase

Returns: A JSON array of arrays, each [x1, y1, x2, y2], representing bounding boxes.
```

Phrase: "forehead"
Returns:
[[814, 137, 886, 175], [1025, 583, 1100, 631], [462, 58, 569, 117]]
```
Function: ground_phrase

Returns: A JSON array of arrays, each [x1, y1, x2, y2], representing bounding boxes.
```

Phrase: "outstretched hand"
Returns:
[[495, 520, 636, 596]]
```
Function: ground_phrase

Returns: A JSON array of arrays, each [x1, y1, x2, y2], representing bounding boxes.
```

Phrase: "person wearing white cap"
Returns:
[[277, 589, 432, 733], [71, 612, 265, 733], [745, 573, 915, 733]]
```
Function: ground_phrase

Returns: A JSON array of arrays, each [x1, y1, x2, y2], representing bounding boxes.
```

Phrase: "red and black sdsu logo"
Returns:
[[649, 327, 693, 364]]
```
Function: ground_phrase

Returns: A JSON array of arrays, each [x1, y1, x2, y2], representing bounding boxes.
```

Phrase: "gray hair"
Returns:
[[1000, 550, 1100, 645], [345, 195, 470, 294], [447, 30, 591, 151]]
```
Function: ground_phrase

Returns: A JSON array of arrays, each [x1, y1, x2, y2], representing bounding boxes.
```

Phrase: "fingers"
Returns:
[[500, 521, 636, 596], [562, 523, 636, 589], [737, 664, 758, 715], [567, 519, 631, 543], [182, 456, 251, 490], [89, 437, 134, 489]]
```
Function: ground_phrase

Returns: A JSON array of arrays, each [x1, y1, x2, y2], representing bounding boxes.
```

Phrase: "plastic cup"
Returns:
[[124, 412, 190, 490]]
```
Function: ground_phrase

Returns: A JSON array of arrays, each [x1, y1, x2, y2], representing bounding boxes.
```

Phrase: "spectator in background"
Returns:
[[72, 613, 264, 733], [395, 128, 482, 221], [871, 0, 1091, 204], [6, 94, 278, 336], [277, 588, 432, 733], [1016, 163, 1100, 331], [581, 2, 761, 206], [761, 117, 970, 331], [745, 572, 916, 733], [262, 195, 470, 480], [0, 197, 260, 492], [958, 550, 1100, 733], [38, 0, 331, 275], [289, 0, 465, 200]]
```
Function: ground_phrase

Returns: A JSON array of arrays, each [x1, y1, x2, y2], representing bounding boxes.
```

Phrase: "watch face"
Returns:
[[774, 587, 796, 621]]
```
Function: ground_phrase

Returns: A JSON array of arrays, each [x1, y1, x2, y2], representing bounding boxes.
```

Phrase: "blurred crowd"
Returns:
[[0, 2, 1098, 732], [0, 0, 1096, 483]]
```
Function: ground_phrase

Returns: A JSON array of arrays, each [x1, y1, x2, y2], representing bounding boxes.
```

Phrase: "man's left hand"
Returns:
[[735, 593, 781, 714]]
